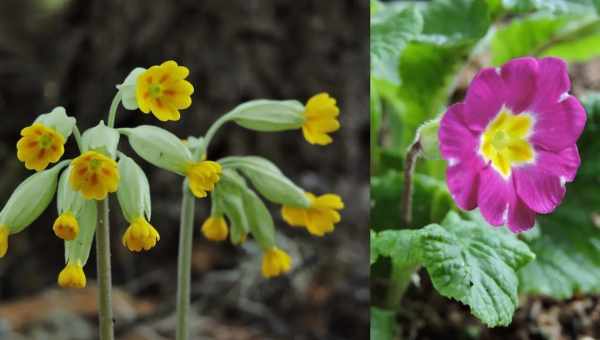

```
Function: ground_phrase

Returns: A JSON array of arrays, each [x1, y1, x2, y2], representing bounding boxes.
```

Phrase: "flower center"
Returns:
[[38, 134, 53, 148], [89, 158, 103, 171], [148, 84, 162, 98], [480, 108, 534, 178]]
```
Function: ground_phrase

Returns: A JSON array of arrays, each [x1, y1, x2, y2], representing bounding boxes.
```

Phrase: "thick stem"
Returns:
[[96, 199, 114, 340], [384, 263, 418, 310], [401, 141, 422, 227], [176, 179, 195, 340]]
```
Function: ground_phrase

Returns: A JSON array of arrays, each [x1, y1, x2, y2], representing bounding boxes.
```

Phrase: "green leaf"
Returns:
[[371, 229, 422, 267], [371, 211, 535, 327], [420, 0, 491, 44], [542, 27, 600, 62], [370, 307, 397, 340], [421, 212, 535, 326], [490, 14, 600, 65], [370, 7, 423, 82]]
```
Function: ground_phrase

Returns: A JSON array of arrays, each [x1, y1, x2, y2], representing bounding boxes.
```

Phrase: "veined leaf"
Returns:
[[371, 212, 535, 327], [420, 0, 491, 44], [370, 6, 423, 82]]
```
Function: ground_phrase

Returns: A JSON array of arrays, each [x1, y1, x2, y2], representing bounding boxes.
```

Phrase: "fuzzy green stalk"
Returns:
[[96, 198, 114, 340], [176, 179, 196, 340], [176, 114, 232, 339], [95, 90, 121, 340]]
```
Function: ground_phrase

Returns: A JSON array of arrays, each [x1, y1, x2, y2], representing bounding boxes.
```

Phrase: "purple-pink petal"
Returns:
[[507, 188, 536, 232], [439, 103, 479, 161], [535, 146, 581, 182], [514, 166, 565, 214], [463, 68, 507, 132], [530, 95, 586, 151], [446, 155, 484, 210], [500, 57, 538, 114], [532, 57, 571, 111], [477, 166, 511, 226]]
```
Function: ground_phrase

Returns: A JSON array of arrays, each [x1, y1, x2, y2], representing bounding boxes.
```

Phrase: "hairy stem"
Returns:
[[96, 199, 114, 340], [107, 91, 123, 128], [401, 140, 422, 227], [176, 179, 196, 340], [194, 111, 234, 160]]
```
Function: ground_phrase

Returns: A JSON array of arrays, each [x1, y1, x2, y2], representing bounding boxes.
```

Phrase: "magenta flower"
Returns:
[[439, 57, 586, 232]]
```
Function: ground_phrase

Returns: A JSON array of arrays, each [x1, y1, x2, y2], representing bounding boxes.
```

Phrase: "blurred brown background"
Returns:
[[0, 0, 369, 339]]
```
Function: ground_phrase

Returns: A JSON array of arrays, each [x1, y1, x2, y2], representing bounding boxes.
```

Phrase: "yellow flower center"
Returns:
[[148, 83, 162, 98], [89, 158, 103, 171], [480, 108, 535, 178], [38, 134, 53, 148]]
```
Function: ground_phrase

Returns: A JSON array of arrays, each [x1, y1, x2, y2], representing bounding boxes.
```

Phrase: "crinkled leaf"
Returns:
[[421, 212, 535, 326], [370, 6, 423, 82]]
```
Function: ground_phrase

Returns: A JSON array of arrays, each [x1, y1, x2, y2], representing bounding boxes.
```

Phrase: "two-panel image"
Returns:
[[0, 0, 596, 339]]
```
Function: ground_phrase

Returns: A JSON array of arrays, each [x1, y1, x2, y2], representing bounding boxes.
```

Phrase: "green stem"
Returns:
[[72, 125, 84, 152], [194, 111, 234, 160], [96, 199, 114, 340], [176, 179, 195, 340], [107, 91, 122, 128], [384, 263, 418, 310], [92, 90, 121, 340]]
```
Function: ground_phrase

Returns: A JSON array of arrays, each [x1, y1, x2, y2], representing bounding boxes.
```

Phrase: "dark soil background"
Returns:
[[0, 0, 369, 339]]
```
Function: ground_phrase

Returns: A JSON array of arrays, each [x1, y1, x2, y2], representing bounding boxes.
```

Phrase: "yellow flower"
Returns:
[[302, 93, 340, 145], [136, 60, 194, 122], [281, 193, 344, 237], [58, 262, 86, 288], [122, 217, 160, 252], [69, 151, 120, 200], [262, 247, 292, 278], [0, 225, 9, 258], [201, 216, 228, 241], [16, 123, 65, 171], [186, 161, 222, 198], [53, 212, 79, 241]]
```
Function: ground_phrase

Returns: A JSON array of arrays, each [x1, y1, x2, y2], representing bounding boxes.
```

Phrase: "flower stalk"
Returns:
[[401, 140, 422, 227], [96, 198, 114, 340], [176, 179, 195, 340]]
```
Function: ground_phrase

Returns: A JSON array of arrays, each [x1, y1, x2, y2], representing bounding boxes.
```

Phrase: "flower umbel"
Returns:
[[261, 247, 292, 278], [302, 93, 340, 145], [53, 212, 79, 241], [69, 151, 120, 200], [439, 57, 586, 232], [0, 225, 9, 258], [186, 161, 222, 198], [17, 123, 65, 171], [122, 217, 160, 252], [281, 193, 344, 236], [58, 262, 86, 288], [136, 60, 194, 122], [201, 216, 228, 241]]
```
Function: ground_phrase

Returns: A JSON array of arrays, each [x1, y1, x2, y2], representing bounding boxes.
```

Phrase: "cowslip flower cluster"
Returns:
[[0, 60, 197, 289], [439, 57, 586, 232]]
